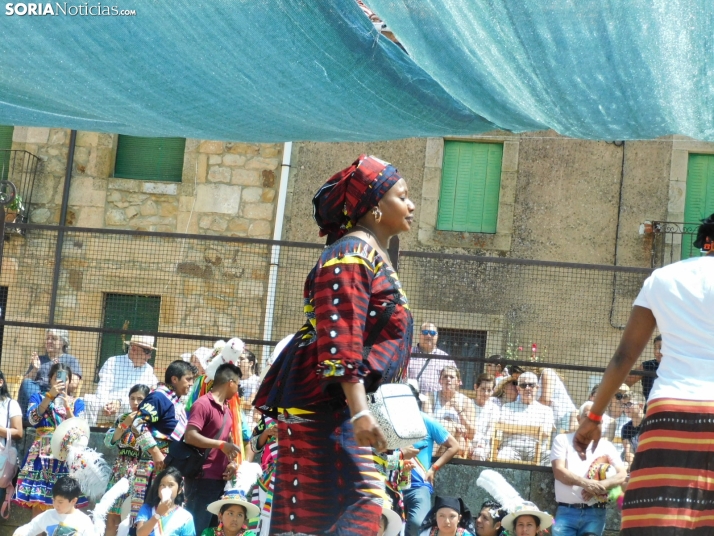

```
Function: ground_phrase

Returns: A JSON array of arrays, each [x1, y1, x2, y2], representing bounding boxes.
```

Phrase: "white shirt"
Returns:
[[633, 257, 714, 400], [473, 399, 500, 444], [408, 347, 455, 393], [0, 397, 20, 448], [537, 373, 576, 427], [500, 400, 555, 438], [14, 508, 94, 536], [551, 432, 624, 504], [95, 354, 158, 411]]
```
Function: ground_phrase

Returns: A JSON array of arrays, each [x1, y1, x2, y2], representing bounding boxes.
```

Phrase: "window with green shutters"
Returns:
[[98, 293, 161, 372], [114, 135, 185, 182], [0, 125, 13, 180], [683, 154, 714, 260], [437, 141, 503, 233]]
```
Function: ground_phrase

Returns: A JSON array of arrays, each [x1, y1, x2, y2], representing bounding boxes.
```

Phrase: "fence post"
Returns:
[[48, 129, 77, 325]]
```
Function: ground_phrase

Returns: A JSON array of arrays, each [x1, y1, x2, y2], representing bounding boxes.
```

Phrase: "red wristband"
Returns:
[[587, 411, 603, 423], [431, 464, 440, 472], [218, 441, 225, 450]]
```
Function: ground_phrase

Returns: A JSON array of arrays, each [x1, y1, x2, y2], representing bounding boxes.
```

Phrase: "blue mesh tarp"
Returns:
[[2, 0, 714, 142]]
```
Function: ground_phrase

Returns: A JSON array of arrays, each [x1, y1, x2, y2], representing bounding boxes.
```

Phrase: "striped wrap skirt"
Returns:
[[622, 398, 714, 535], [270, 407, 385, 536]]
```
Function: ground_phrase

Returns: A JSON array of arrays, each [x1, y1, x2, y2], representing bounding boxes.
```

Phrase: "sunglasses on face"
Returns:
[[421, 330, 437, 336], [518, 383, 537, 389], [622, 402, 634, 408], [615, 393, 626, 400]]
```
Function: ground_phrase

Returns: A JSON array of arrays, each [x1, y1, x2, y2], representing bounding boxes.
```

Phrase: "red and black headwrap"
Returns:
[[312, 155, 402, 244]]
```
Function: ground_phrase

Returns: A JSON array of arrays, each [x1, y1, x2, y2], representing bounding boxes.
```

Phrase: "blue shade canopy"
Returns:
[[2, 0, 714, 142], [0, 1, 493, 141], [368, 0, 714, 141]]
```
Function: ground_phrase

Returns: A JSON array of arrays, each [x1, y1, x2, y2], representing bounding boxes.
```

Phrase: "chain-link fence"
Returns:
[[0, 222, 656, 468]]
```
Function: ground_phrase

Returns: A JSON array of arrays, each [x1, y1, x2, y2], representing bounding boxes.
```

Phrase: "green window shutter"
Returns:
[[682, 154, 714, 259], [437, 141, 502, 233], [0, 125, 14, 181], [114, 135, 185, 182], [98, 293, 161, 371]]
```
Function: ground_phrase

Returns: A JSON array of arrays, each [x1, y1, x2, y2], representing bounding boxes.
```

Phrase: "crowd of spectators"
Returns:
[[408, 321, 659, 468]]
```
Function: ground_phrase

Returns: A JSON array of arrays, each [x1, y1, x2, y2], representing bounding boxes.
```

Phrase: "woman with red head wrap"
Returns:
[[254, 155, 415, 535]]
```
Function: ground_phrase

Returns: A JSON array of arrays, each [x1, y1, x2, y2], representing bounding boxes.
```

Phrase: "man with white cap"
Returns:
[[497, 371, 555, 464], [83, 335, 159, 426]]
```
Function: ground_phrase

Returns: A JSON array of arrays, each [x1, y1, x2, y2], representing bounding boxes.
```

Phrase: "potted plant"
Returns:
[[5, 194, 24, 223]]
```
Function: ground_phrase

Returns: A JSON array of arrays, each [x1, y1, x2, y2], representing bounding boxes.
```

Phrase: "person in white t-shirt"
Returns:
[[469, 373, 500, 460], [0, 370, 22, 507], [13, 476, 94, 536], [575, 213, 714, 535], [497, 372, 554, 463], [552, 402, 626, 536]]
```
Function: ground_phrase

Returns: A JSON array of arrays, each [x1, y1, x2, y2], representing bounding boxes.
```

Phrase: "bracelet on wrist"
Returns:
[[587, 411, 603, 423], [218, 441, 226, 450], [350, 409, 372, 424], [431, 464, 440, 472]]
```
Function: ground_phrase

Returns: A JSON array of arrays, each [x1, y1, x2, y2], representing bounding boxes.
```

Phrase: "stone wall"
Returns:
[[0, 127, 284, 385], [10, 127, 282, 238]]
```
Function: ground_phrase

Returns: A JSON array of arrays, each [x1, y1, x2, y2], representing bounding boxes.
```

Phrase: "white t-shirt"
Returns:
[[0, 397, 21, 447], [551, 432, 624, 504], [633, 256, 714, 401], [14, 508, 94, 536], [499, 400, 555, 436]]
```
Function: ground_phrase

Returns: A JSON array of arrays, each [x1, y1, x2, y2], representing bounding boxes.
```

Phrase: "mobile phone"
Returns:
[[56, 370, 67, 383]]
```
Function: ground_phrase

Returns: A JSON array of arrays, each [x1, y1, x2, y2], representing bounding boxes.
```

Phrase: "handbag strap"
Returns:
[[201, 406, 230, 462], [362, 292, 399, 359]]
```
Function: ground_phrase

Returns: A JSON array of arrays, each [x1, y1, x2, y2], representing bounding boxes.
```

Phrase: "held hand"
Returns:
[[103, 400, 121, 415], [223, 462, 238, 480], [583, 480, 607, 496], [400, 446, 420, 460], [123, 411, 137, 427], [581, 490, 594, 502], [151, 450, 166, 472], [573, 418, 601, 460], [30, 352, 40, 370], [155, 499, 172, 517], [425, 468, 436, 485], [352, 414, 388, 453], [219, 441, 241, 459], [47, 382, 65, 399]]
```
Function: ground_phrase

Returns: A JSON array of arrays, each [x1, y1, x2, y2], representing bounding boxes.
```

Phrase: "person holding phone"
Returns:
[[14, 363, 87, 518]]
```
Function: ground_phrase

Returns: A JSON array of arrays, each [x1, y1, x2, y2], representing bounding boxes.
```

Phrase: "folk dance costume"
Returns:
[[248, 415, 277, 536], [14, 394, 88, 510], [255, 156, 413, 535], [104, 412, 153, 522], [130, 384, 187, 520]]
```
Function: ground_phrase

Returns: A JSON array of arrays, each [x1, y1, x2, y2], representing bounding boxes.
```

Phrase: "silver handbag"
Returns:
[[367, 383, 427, 450]]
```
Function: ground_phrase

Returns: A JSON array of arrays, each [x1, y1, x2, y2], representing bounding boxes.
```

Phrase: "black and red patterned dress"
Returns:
[[255, 235, 412, 536]]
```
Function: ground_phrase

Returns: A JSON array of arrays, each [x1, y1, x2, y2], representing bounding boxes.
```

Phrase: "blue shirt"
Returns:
[[410, 412, 449, 492], [136, 504, 195, 536]]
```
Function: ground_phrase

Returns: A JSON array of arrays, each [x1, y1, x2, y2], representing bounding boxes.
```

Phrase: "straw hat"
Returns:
[[381, 497, 402, 536], [206, 488, 260, 519], [501, 501, 553, 531], [51, 417, 90, 461], [124, 335, 157, 351]]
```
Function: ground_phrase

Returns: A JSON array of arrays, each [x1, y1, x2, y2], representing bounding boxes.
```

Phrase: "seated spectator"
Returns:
[[484, 356, 509, 387], [423, 366, 477, 458], [608, 384, 630, 454], [17, 329, 82, 417], [469, 374, 500, 461], [492, 376, 518, 407], [622, 392, 646, 468], [625, 335, 661, 401], [83, 335, 159, 426], [408, 322, 456, 394], [497, 372, 555, 464], [551, 402, 626, 536], [537, 368, 576, 432]]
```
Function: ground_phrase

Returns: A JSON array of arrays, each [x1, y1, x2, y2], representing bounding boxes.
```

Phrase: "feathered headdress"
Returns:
[[92, 477, 129, 535], [477, 469, 524, 518]]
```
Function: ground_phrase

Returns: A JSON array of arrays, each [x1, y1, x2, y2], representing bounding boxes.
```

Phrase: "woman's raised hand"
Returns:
[[352, 413, 388, 453]]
